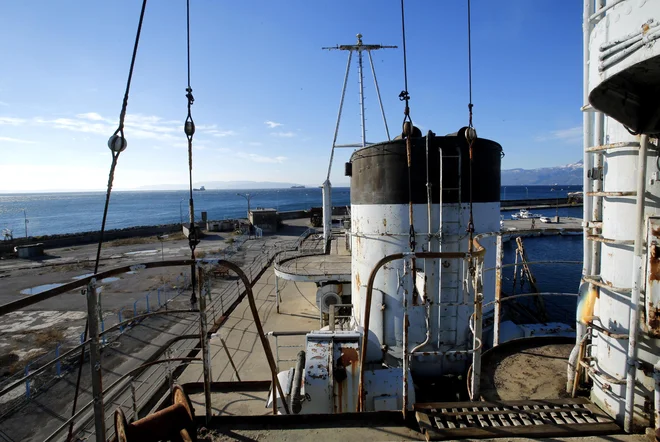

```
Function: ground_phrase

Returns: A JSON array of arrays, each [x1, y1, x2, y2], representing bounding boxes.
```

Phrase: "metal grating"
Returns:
[[415, 398, 619, 441]]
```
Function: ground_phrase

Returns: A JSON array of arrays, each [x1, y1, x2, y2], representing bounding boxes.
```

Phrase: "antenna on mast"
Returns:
[[321, 34, 397, 250]]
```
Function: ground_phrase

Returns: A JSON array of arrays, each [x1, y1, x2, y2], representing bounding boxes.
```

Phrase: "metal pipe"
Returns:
[[624, 134, 649, 433], [654, 362, 660, 437], [580, 0, 595, 357], [426, 133, 432, 252], [589, 0, 623, 22], [86, 279, 105, 442], [326, 50, 353, 180], [402, 259, 410, 419], [366, 50, 390, 140], [493, 234, 503, 346], [290, 351, 306, 414], [357, 47, 366, 148], [567, 331, 590, 394]]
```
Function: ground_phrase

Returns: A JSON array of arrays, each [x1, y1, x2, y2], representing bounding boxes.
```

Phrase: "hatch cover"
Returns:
[[414, 398, 619, 441]]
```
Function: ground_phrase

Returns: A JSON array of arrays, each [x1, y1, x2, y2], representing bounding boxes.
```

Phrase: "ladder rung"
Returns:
[[586, 191, 636, 197], [586, 142, 640, 153], [583, 275, 631, 294], [586, 234, 633, 245]]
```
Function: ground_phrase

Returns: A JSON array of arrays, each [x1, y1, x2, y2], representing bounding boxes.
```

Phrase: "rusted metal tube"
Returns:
[[290, 351, 306, 414]]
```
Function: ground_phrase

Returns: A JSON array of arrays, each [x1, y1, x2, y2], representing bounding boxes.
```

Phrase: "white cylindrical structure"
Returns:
[[584, 0, 660, 430], [348, 129, 502, 376]]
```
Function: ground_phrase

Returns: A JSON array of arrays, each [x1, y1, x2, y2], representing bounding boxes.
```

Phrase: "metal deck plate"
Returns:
[[414, 398, 619, 441]]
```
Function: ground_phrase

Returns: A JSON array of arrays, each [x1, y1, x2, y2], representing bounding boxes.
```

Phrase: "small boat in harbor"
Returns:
[[510, 208, 542, 220]]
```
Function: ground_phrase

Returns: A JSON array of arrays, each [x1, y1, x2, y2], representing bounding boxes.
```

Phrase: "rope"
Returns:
[[184, 0, 199, 308], [67, 1, 148, 440]]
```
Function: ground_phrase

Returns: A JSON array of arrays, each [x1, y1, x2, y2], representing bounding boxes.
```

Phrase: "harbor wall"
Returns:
[[1, 201, 571, 255]]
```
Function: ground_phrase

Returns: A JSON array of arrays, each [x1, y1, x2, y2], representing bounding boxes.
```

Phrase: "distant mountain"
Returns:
[[501, 160, 583, 185]]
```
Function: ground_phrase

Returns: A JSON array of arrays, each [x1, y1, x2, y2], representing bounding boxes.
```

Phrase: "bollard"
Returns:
[[134, 300, 139, 317], [101, 319, 106, 345], [55, 343, 61, 377], [80, 332, 85, 344], [146, 294, 150, 313], [157, 288, 162, 307], [119, 311, 124, 333], [25, 363, 30, 399]]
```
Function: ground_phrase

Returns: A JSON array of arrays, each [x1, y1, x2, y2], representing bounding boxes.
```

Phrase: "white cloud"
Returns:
[[76, 112, 105, 121], [271, 131, 295, 138], [248, 141, 263, 146], [535, 126, 582, 143], [0, 136, 36, 144], [0, 101, 8, 107], [236, 152, 287, 163], [0, 116, 26, 125], [265, 120, 282, 128]]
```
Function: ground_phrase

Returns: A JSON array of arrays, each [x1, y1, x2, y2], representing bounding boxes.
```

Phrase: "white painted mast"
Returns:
[[322, 34, 397, 246]]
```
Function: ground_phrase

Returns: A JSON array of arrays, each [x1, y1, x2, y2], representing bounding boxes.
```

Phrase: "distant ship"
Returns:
[[290, 185, 305, 188], [193, 185, 206, 191]]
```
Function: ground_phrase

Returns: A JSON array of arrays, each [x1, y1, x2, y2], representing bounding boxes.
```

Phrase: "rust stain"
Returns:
[[383, 218, 387, 228], [339, 347, 359, 368], [336, 380, 343, 413], [355, 271, 361, 290], [647, 301, 660, 337], [649, 243, 660, 282]]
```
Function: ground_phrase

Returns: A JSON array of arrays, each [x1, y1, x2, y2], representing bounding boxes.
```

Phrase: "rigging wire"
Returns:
[[398, 0, 416, 255], [66, 1, 148, 440], [184, 0, 199, 308], [466, 0, 476, 256]]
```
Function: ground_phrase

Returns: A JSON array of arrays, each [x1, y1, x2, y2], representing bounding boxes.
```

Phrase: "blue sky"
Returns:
[[0, 1, 583, 192]]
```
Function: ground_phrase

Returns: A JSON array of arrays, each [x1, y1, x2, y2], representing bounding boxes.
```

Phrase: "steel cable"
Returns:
[[67, 2, 148, 440]]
